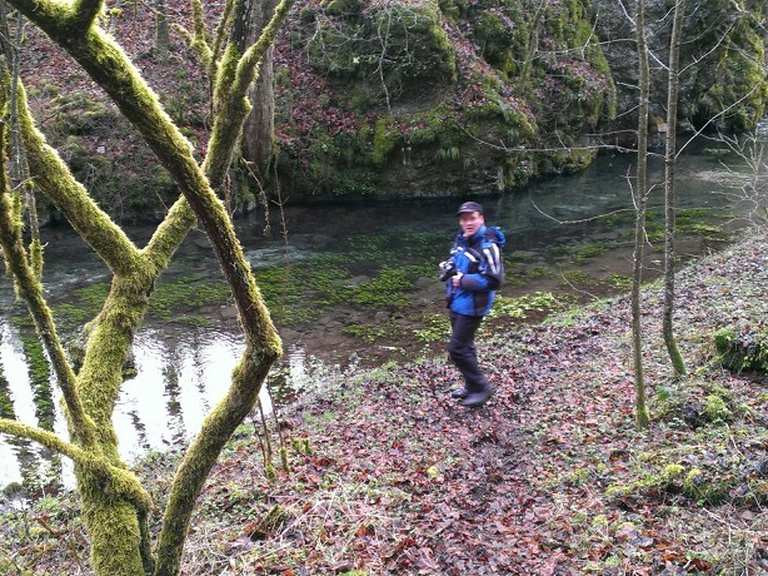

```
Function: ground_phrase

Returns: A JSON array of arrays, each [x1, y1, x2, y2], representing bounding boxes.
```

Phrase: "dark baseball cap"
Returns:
[[456, 201, 484, 215]]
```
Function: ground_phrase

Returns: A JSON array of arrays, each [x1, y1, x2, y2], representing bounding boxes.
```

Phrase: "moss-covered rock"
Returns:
[[593, 0, 768, 134], [714, 325, 768, 375], [684, 0, 768, 132], [272, 0, 616, 202], [306, 0, 457, 92]]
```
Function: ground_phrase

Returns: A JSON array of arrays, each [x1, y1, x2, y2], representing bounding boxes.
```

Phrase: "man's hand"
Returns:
[[451, 272, 463, 288]]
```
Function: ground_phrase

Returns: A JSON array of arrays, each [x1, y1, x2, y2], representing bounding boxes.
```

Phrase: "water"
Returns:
[[0, 142, 757, 491]]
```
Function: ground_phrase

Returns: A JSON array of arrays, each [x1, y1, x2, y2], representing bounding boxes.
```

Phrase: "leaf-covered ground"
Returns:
[[3, 232, 768, 575]]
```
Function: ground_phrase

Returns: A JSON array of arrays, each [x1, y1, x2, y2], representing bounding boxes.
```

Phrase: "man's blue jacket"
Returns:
[[445, 225, 506, 317]]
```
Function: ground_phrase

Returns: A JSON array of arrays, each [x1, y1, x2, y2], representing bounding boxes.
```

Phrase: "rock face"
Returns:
[[592, 0, 768, 136], [269, 0, 767, 202], [274, 0, 617, 202]]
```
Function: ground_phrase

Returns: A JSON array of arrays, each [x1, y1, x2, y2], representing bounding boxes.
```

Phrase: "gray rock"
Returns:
[[345, 275, 370, 287]]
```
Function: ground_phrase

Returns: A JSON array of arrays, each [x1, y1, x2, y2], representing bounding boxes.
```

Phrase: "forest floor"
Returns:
[[3, 231, 768, 575]]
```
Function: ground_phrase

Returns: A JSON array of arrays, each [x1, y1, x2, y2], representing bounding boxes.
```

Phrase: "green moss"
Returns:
[[571, 241, 607, 262], [306, 0, 457, 92], [351, 266, 420, 308], [682, 467, 733, 505], [414, 313, 450, 343], [51, 282, 108, 328], [372, 117, 400, 166], [291, 437, 312, 455], [47, 91, 115, 135], [607, 463, 686, 501], [704, 394, 732, 423], [661, 463, 684, 481], [470, 9, 527, 78], [715, 326, 768, 375], [689, 5, 768, 132], [607, 274, 632, 291], [326, 0, 361, 16], [342, 323, 389, 343], [487, 291, 567, 320], [149, 277, 231, 321], [437, 0, 460, 20]]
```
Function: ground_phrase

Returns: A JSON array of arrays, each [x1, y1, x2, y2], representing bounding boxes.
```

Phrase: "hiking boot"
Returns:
[[450, 387, 469, 399], [460, 387, 494, 408]]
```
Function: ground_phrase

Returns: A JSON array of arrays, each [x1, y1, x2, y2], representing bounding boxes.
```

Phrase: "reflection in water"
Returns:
[[127, 409, 151, 452], [18, 328, 62, 492], [190, 332, 210, 412], [0, 327, 285, 489], [162, 351, 186, 449], [0, 327, 42, 493]]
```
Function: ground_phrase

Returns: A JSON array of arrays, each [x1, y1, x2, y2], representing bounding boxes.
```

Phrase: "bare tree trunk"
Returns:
[[155, 0, 169, 57], [519, 0, 547, 90], [662, 0, 687, 377], [240, 0, 276, 180], [632, 0, 650, 430]]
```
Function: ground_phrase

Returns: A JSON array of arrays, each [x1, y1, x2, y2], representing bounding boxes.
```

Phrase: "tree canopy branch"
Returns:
[[4, 4, 291, 573], [210, 0, 236, 76], [175, 0, 213, 69], [146, 0, 293, 268], [232, 0, 292, 97]]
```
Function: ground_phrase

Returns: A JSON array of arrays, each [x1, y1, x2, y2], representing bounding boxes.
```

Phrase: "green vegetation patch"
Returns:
[[414, 313, 451, 343], [488, 291, 568, 320], [305, 0, 457, 91], [714, 326, 768, 375], [150, 277, 232, 321], [622, 464, 730, 506]]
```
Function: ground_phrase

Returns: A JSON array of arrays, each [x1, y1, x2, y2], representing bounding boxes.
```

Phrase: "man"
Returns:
[[443, 201, 505, 408]]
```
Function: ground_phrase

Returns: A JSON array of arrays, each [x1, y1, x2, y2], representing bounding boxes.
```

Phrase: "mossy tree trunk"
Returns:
[[0, 0, 293, 574], [662, 0, 687, 378], [631, 0, 650, 430]]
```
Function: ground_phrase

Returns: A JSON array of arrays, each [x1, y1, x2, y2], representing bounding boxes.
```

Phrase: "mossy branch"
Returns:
[[15, 83, 142, 276], [0, 108, 95, 447], [174, 0, 212, 70], [0, 418, 150, 511], [205, 0, 293, 192], [142, 196, 197, 270], [210, 0, 235, 77], [7, 3, 290, 573], [69, 0, 103, 31], [154, 344, 276, 576], [232, 0, 292, 98]]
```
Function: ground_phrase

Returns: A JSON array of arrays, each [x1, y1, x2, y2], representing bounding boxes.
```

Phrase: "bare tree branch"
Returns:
[[676, 85, 761, 158]]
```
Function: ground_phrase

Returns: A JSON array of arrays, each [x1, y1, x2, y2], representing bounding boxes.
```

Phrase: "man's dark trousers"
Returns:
[[448, 312, 489, 393]]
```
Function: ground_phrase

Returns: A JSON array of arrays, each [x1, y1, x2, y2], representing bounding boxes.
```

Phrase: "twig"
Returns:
[[35, 515, 85, 571]]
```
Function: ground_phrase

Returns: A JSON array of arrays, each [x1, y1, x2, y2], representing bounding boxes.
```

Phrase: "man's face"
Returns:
[[459, 211, 484, 237]]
